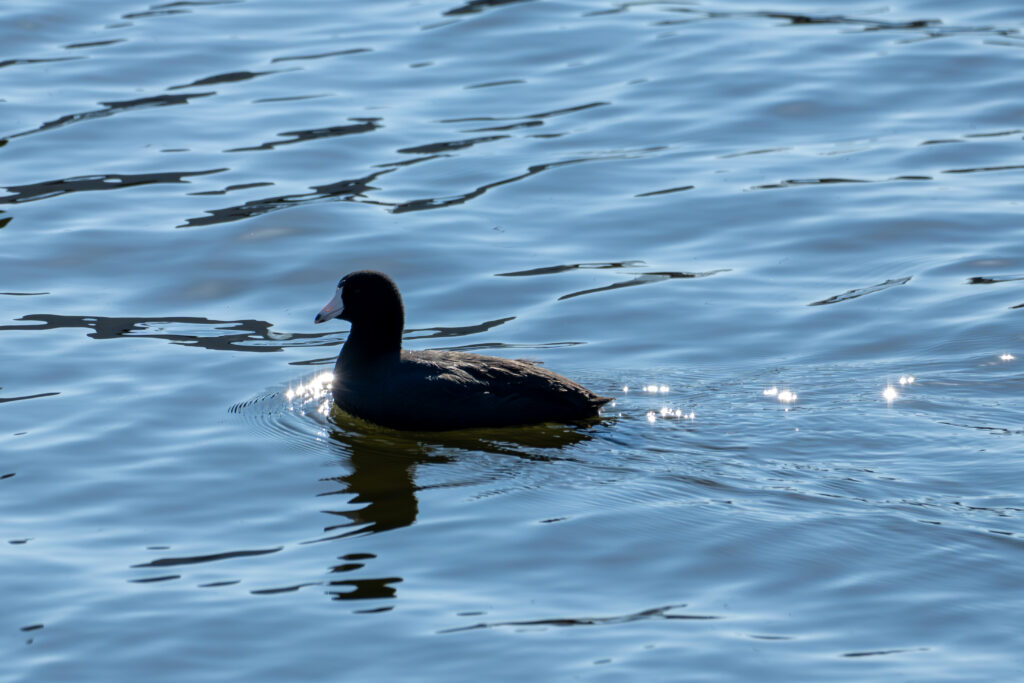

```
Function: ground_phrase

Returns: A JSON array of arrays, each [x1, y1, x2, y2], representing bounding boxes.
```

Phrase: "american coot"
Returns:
[[314, 270, 611, 431]]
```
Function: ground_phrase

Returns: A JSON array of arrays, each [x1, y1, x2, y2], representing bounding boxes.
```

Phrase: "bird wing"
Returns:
[[401, 351, 608, 426]]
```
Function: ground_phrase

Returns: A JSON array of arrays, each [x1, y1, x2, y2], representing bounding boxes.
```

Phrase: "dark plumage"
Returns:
[[314, 270, 611, 431]]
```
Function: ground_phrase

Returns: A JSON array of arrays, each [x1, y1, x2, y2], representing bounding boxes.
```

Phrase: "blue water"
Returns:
[[3, 1, 1023, 680]]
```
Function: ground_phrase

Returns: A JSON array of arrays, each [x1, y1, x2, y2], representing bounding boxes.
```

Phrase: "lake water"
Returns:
[[2, 0, 1023, 680]]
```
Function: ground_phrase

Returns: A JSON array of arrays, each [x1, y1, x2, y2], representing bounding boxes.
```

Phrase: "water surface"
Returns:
[[2, 0, 1023, 680]]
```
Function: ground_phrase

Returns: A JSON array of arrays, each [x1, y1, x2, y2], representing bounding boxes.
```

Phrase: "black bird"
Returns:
[[314, 270, 611, 431]]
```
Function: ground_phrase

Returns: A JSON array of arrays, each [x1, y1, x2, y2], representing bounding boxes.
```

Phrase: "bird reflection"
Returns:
[[317, 429, 437, 540], [307, 425, 435, 603], [312, 407, 598, 604]]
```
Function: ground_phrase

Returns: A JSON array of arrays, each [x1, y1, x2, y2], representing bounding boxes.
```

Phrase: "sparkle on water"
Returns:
[[285, 371, 334, 406], [646, 406, 695, 423], [764, 386, 797, 403]]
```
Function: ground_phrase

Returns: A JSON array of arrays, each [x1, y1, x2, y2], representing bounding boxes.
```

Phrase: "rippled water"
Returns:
[[3, 1, 1023, 680]]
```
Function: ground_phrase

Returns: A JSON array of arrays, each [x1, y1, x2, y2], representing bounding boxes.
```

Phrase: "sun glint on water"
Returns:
[[285, 371, 334, 403]]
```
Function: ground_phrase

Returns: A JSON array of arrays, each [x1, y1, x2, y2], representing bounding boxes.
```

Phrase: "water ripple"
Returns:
[[132, 546, 282, 568], [0, 56, 82, 71], [123, 1, 243, 20], [4, 0, 1024, 677], [390, 156, 626, 214], [63, 39, 126, 50], [0, 169, 226, 204], [0, 314, 325, 352], [188, 181, 275, 196], [168, 69, 279, 90], [439, 101, 608, 123], [558, 270, 728, 302], [967, 274, 1024, 285], [397, 134, 509, 155], [635, 185, 694, 197], [809, 277, 913, 306], [405, 316, 515, 340], [225, 119, 380, 153], [444, 0, 536, 17], [181, 170, 391, 227], [0, 391, 60, 405], [439, 603, 718, 634], [6, 92, 215, 139], [271, 48, 372, 63], [498, 261, 646, 276]]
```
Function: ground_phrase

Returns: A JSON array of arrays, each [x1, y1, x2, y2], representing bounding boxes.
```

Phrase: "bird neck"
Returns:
[[339, 319, 402, 372]]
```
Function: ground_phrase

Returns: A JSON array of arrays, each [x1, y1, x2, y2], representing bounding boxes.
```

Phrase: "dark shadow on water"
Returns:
[[0, 169, 226, 204], [271, 48, 372, 63], [444, 0, 536, 16], [0, 391, 60, 405], [495, 261, 728, 300], [635, 185, 694, 197], [132, 547, 283, 568], [0, 56, 83, 71], [64, 39, 127, 50], [188, 181, 275, 196], [757, 12, 941, 31], [438, 101, 608, 123], [397, 134, 508, 155], [808, 276, 912, 306], [439, 603, 719, 634], [753, 177, 868, 190], [497, 261, 645, 276], [224, 118, 380, 152], [634, 6, 1011, 43], [180, 169, 392, 227], [0, 313, 328, 352], [0, 313, 551, 356], [558, 270, 728, 301], [465, 120, 542, 132], [435, 340, 583, 352], [175, 115, 620, 226], [122, 2, 243, 21], [168, 69, 277, 91], [405, 316, 515, 340], [5, 92, 215, 139], [967, 274, 1024, 285], [388, 158, 594, 213]]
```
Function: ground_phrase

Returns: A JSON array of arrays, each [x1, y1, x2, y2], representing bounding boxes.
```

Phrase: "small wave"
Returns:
[[230, 371, 338, 454], [0, 168, 226, 204], [808, 276, 912, 306], [6, 92, 215, 139], [438, 603, 718, 634]]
